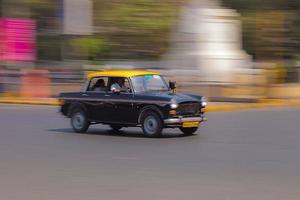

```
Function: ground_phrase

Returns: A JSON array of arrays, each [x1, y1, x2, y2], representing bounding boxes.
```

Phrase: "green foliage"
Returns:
[[38, 35, 62, 60], [99, 0, 179, 58], [242, 10, 300, 60], [222, 0, 300, 11], [69, 37, 110, 61], [223, 0, 300, 61], [103, 0, 177, 31]]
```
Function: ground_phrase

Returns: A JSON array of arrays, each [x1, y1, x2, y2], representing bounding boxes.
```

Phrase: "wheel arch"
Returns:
[[138, 105, 164, 124], [67, 102, 88, 117]]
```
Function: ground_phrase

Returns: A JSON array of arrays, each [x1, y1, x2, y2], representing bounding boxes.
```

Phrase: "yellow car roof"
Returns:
[[87, 70, 160, 79]]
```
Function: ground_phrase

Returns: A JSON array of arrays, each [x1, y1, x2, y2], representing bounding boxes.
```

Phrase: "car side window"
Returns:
[[87, 77, 108, 92], [81, 80, 90, 92], [108, 77, 132, 94], [123, 79, 131, 92]]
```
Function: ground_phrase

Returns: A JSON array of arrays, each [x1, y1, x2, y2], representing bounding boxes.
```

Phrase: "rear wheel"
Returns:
[[141, 111, 163, 137], [70, 109, 90, 133], [179, 127, 198, 136]]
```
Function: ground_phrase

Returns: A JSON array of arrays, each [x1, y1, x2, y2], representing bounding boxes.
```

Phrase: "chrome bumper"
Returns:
[[164, 116, 207, 125]]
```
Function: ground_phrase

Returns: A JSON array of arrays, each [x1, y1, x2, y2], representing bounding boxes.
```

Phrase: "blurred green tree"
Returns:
[[97, 0, 179, 59], [222, 0, 300, 61], [69, 37, 110, 62]]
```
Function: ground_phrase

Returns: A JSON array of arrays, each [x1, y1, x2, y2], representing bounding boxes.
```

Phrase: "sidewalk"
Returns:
[[0, 97, 299, 112]]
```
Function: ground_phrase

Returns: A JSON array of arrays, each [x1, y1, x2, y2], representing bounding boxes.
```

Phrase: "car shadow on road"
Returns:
[[47, 128, 196, 139]]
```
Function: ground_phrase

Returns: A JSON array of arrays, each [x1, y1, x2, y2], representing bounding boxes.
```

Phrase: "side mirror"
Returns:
[[111, 87, 121, 94], [169, 81, 176, 90]]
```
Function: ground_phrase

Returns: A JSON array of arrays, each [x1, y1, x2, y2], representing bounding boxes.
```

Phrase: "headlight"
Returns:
[[201, 97, 207, 107], [170, 103, 178, 109]]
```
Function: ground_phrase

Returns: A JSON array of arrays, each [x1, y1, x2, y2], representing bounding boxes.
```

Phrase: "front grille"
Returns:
[[177, 102, 200, 115]]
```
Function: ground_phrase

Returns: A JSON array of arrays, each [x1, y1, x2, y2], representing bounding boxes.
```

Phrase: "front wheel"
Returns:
[[70, 109, 90, 133], [141, 111, 163, 137], [179, 127, 198, 136]]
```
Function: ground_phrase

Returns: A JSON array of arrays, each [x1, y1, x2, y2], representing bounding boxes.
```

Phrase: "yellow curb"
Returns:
[[0, 99, 61, 106], [258, 98, 300, 104], [206, 101, 300, 112]]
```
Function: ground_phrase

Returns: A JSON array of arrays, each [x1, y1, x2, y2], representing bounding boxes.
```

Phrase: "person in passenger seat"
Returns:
[[93, 79, 106, 91]]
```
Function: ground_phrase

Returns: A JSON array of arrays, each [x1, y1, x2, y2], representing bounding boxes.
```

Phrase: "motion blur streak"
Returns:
[[0, 0, 299, 100]]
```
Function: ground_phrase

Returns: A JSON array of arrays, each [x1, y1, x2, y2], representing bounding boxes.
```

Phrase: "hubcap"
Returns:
[[144, 116, 158, 135], [72, 112, 85, 130]]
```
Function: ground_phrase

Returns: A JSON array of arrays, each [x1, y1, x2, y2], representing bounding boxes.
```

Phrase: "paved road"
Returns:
[[0, 104, 300, 200]]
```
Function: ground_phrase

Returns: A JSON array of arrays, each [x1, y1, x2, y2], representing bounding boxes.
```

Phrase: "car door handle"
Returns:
[[82, 94, 89, 97], [105, 94, 110, 97]]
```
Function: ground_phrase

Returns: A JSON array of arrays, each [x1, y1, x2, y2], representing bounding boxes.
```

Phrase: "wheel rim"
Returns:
[[144, 116, 158, 135], [72, 112, 85, 130]]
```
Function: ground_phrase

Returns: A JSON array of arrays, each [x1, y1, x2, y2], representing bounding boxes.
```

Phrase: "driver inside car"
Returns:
[[110, 78, 129, 93]]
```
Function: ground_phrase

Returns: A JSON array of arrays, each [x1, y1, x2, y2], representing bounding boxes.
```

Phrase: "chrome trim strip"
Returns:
[[59, 97, 169, 105], [164, 117, 206, 124]]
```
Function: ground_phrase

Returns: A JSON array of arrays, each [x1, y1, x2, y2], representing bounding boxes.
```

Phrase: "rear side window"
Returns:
[[81, 80, 90, 92], [87, 77, 109, 92]]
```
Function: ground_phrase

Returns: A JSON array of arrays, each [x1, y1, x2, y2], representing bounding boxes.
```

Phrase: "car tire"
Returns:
[[70, 109, 90, 133], [141, 111, 163, 137], [110, 125, 123, 131], [179, 127, 198, 136]]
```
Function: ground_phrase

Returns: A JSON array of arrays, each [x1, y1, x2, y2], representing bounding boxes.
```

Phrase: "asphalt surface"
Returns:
[[0, 104, 300, 200]]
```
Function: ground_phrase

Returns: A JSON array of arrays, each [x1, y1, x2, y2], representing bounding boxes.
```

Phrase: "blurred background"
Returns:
[[0, 0, 299, 101]]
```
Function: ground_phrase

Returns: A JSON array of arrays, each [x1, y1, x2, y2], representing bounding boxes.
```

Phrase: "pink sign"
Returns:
[[0, 19, 36, 62]]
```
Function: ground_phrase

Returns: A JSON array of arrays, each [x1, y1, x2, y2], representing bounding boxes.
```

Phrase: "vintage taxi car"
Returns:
[[59, 70, 207, 137]]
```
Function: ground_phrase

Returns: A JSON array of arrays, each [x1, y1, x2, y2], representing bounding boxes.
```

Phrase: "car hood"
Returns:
[[136, 91, 203, 104]]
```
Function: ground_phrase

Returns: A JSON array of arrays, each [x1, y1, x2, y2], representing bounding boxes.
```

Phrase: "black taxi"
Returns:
[[59, 70, 207, 137]]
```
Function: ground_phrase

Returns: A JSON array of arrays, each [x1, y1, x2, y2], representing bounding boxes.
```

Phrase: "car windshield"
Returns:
[[131, 75, 169, 93]]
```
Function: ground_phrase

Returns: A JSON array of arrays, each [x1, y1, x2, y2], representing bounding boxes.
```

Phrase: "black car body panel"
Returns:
[[59, 71, 207, 130]]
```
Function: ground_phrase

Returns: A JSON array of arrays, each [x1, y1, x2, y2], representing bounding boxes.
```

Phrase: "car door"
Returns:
[[109, 92, 135, 124], [84, 77, 109, 122], [105, 77, 136, 124]]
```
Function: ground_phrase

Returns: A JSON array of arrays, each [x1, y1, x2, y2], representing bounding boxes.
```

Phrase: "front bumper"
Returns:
[[164, 116, 207, 126]]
